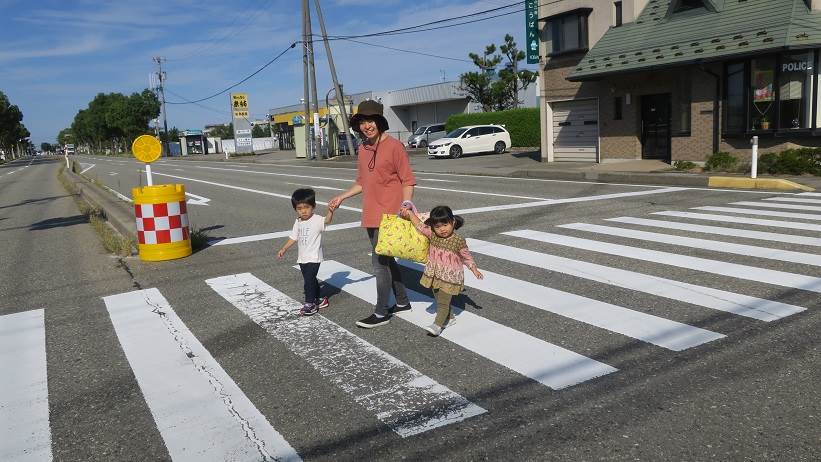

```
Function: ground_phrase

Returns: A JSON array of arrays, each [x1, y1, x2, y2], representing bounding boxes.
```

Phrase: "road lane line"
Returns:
[[559, 222, 821, 267], [653, 211, 821, 232], [466, 238, 805, 322], [764, 197, 821, 205], [0, 309, 52, 462], [207, 273, 485, 437], [80, 163, 95, 174], [398, 258, 725, 351], [150, 171, 362, 212], [730, 201, 821, 213], [315, 261, 618, 389], [606, 216, 821, 247], [504, 230, 821, 294], [103, 289, 300, 461], [209, 221, 361, 246], [694, 206, 821, 221]]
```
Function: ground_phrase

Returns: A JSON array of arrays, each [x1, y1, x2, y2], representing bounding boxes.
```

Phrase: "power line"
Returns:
[[165, 42, 297, 104], [329, 36, 472, 63], [164, 88, 231, 116]]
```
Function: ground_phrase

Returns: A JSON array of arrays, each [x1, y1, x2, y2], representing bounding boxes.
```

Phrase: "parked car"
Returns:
[[407, 123, 446, 148], [427, 125, 511, 159], [337, 133, 359, 155]]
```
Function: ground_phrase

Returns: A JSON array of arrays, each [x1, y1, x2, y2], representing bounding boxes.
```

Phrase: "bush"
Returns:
[[757, 152, 779, 174], [755, 147, 821, 175], [446, 108, 539, 147], [704, 151, 739, 172], [672, 160, 697, 171]]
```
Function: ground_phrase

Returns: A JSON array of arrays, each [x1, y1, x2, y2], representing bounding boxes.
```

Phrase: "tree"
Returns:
[[68, 89, 160, 153], [40, 142, 52, 152], [0, 91, 30, 156], [209, 123, 233, 139], [252, 123, 269, 138], [160, 126, 180, 143], [57, 128, 73, 146], [459, 36, 538, 111]]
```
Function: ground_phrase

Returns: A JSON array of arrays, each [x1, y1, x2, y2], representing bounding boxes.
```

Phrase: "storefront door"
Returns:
[[641, 94, 671, 162]]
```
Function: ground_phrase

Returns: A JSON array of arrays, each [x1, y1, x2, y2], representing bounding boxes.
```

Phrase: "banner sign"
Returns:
[[230, 93, 253, 154], [525, 0, 539, 64]]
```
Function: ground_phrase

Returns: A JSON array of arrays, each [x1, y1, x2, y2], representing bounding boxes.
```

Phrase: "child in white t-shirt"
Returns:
[[277, 188, 334, 316]]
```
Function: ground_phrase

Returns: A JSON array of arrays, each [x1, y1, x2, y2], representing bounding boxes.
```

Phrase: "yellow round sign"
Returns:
[[131, 135, 162, 163]]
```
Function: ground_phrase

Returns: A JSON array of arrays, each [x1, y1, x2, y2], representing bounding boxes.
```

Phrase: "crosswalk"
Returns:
[[2, 192, 819, 459]]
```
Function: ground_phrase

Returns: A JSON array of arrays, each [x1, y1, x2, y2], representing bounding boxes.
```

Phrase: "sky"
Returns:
[[0, 0, 534, 145]]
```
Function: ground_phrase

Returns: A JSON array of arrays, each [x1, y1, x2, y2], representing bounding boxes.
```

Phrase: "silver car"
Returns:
[[407, 123, 446, 148]]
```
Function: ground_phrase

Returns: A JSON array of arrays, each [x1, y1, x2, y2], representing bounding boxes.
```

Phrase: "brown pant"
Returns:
[[433, 288, 453, 327]]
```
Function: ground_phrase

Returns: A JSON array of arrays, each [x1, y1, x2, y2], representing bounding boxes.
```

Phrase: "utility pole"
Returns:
[[313, 0, 356, 157], [305, 5, 321, 159], [301, 0, 312, 160], [153, 56, 170, 156]]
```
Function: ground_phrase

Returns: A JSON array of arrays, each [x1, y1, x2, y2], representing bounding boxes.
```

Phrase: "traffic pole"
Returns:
[[750, 135, 758, 179]]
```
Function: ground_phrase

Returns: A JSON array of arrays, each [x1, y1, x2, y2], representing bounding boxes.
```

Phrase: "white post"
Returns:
[[145, 163, 154, 186], [750, 135, 758, 179], [64, 154, 69, 169]]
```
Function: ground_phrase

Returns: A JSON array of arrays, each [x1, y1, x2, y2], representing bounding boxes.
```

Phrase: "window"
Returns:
[[465, 128, 480, 137], [673, 73, 691, 135], [478, 126, 494, 135], [750, 56, 776, 130], [492, 126, 506, 133], [613, 96, 623, 120], [779, 51, 814, 129], [614, 1, 623, 27], [725, 62, 746, 133], [549, 11, 589, 54], [672, 0, 708, 13]]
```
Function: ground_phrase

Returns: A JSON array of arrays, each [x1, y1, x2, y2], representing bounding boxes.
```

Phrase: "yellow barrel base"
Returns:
[[138, 240, 192, 262]]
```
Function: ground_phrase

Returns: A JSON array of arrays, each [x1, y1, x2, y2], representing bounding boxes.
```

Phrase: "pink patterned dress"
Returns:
[[413, 222, 476, 295]]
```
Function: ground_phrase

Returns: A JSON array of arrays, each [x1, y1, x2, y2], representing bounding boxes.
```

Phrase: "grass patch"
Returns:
[[189, 228, 211, 251], [58, 165, 135, 256], [673, 160, 697, 171]]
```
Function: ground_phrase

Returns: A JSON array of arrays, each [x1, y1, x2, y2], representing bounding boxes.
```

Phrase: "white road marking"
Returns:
[[416, 178, 457, 183], [504, 230, 821, 294], [607, 216, 821, 247], [466, 239, 804, 322], [316, 260, 618, 389], [453, 187, 686, 215], [210, 221, 361, 246], [103, 289, 300, 461], [0, 310, 52, 462], [284, 182, 344, 191], [764, 196, 821, 205], [399, 258, 725, 350], [207, 273, 485, 437], [694, 206, 821, 221], [653, 211, 821, 232], [416, 186, 549, 201], [560, 223, 821, 267], [730, 201, 821, 213], [108, 172, 118, 176], [79, 163, 95, 174], [797, 192, 821, 197], [150, 171, 362, 212], [185, 192, 211, 206]]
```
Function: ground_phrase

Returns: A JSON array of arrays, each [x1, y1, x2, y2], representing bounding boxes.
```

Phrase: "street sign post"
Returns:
[[131, 135, 162, 185], [230, 93, 253, 155], [526, 0, 539, 64]]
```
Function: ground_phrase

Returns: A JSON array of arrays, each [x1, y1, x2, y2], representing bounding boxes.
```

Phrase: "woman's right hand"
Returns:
[[328, 196, 343, 211]]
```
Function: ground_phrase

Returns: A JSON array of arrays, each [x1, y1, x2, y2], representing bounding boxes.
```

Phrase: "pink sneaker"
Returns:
[[317, 297, 329, 309]]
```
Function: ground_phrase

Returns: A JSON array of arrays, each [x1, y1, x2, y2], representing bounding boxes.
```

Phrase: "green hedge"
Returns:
[[704, 148, 821, 175], [446, 108, 539, 147]]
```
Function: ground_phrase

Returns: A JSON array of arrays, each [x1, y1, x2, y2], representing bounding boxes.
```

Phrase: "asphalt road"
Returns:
[[2, 154, 819, 461]]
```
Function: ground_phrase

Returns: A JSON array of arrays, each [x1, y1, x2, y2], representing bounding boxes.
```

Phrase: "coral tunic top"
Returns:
[[355, 135, 416, 228]]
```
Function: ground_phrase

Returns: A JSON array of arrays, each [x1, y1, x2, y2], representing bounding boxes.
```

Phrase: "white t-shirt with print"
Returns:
[[289, 214, 325, 263]]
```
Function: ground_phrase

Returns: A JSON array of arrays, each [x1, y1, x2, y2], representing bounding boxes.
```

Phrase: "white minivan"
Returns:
[[427, 125, 511, 159]]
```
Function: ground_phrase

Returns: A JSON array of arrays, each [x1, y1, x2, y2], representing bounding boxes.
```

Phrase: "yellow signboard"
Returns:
[[231, 93, 249, 119], [131, 135, 162, 163]]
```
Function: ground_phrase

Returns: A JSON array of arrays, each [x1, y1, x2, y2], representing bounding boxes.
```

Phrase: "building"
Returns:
[[269, 80, 538, 156], [538, 0, 821, 163]]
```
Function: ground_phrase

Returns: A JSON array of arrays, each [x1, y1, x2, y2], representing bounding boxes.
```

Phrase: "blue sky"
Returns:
[[0, 0, 533, 145]]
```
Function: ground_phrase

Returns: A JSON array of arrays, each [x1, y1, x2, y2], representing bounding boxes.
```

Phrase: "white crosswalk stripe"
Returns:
[[314, 260, 619, 389], [763, 196, 821, 205], [694, 206, 821, 221], [503, 230, 821, 293], [653, 211, 821, 232], [606, 216, 821, 247], [206, 273, 486, 438], [396, 258, 725, 351], [558, 222, 821, 267], [464, 238, 805, 322], [730, 201, 821, 213], [102, 289, 301, 462], [0, 310, 52, 462]]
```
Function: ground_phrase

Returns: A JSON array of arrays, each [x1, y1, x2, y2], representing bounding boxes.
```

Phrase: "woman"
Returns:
[[328, 100, 416, 328]]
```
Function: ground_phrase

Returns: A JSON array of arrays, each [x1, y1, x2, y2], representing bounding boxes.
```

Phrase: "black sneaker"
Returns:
[[300, 303, 318, 316], [356, 314, 390, 328], [387, 304, 411, 314]]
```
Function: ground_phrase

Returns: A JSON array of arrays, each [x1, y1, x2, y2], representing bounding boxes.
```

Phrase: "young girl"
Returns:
[[400, 204, 484, 336]]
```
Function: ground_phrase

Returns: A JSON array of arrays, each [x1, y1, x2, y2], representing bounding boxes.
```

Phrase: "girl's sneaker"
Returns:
[[424, 324, 442, 337], [300, 303, 318, 316], [317, 296, 329, 309], [446, 316, 457, 327]]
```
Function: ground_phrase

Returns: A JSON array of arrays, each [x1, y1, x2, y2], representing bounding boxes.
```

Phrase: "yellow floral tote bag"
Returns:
[[374, 203, 429, 263]]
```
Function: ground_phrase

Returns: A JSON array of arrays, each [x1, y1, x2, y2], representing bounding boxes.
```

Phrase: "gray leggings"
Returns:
[[367, 228, 410, 316]]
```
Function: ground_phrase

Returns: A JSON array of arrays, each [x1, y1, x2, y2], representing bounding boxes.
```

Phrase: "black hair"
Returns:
[[353, 115, 389, 134], [291, 188, 316, 209], [424, 205, 464, 230]]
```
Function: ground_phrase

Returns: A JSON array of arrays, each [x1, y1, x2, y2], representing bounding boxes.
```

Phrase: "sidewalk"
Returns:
[[172, 149, 820, 191]]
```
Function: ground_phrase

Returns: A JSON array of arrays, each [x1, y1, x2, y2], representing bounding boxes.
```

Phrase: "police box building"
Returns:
[[538, 0, 821, 163]]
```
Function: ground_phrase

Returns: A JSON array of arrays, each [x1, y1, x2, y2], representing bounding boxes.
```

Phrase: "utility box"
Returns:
[[180, 130, 206, 156]]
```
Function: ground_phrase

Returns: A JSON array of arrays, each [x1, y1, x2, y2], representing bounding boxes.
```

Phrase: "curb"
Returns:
[[65, 163, 137, 242], [707, 176, 815, 191]]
